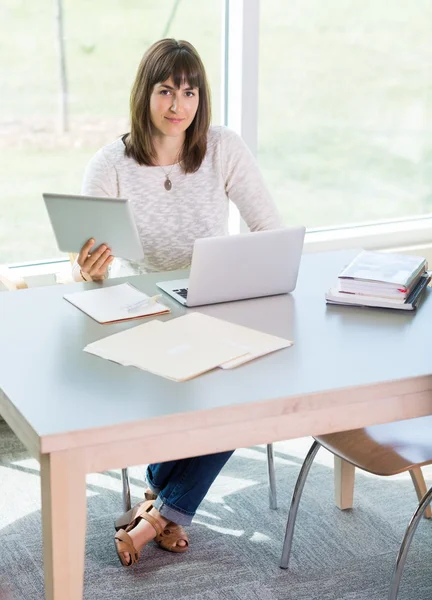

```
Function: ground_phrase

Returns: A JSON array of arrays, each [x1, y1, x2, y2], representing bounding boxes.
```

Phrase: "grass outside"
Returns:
[[1, 0, 432, 263], [258, 0, 432, 226]]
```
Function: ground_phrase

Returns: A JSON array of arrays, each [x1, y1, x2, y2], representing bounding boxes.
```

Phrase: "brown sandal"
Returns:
[[116, 508, 189, 553], [114, 491, 157, 532], [114, 500, 164, 567], [114, 491, 189, 553], [154, 522, 189, 553], [114, 529, 140, 567]]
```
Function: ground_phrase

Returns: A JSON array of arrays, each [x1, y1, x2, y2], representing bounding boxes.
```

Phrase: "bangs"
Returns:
[[151, 49, 203, 90]]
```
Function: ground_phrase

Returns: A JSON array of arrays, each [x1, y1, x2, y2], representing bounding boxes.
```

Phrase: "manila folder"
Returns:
[[84, 318, 248, 381], [160, 312, 293, 368]]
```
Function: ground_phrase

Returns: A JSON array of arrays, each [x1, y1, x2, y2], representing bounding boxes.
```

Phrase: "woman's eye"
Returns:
[[185, 91, 195, 97], [160, 90, 171, 95]]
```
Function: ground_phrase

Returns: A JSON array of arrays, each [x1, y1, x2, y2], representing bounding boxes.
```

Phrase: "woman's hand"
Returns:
[[77, 238, 114, 281]]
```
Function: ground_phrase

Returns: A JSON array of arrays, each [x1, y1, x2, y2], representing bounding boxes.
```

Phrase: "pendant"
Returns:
[[164, 178, 172, 191]]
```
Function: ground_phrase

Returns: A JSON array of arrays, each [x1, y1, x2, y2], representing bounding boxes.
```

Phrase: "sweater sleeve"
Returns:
[[81, 148, 118, 198], [220, 127, 283, 231], [71, 148, 118, 282]]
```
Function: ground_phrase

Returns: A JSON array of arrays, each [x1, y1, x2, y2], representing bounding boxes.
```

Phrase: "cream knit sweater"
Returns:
[[72, 126, 282, 281]]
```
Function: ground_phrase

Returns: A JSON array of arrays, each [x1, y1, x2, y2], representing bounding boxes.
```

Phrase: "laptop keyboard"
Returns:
[[173, 288, 188, 299]]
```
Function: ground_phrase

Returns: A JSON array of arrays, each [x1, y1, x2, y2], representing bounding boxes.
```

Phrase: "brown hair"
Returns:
[[125, 39, 211, 174]]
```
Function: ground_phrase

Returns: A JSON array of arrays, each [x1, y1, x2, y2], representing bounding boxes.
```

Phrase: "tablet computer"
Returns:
[[43, 193, 145, 260]]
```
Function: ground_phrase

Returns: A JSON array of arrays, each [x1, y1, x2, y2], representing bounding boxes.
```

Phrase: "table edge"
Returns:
[[0, 387, 40, 457], [39, 374, 432, 455]]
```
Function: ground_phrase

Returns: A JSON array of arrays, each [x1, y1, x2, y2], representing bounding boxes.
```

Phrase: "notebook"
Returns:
[[64, 283, 170, 323]]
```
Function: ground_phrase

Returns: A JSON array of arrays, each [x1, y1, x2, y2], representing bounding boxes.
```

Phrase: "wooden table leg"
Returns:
[[40, 450, 87, 600], [334, 455, 355, 510]]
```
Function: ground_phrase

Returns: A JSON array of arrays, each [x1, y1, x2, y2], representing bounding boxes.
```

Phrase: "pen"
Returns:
[[123, 295, 161, 313]]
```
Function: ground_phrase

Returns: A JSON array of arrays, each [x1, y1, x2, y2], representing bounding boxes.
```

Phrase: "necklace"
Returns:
[[156, 154, 180, 191], [158, 163, 176, 191]]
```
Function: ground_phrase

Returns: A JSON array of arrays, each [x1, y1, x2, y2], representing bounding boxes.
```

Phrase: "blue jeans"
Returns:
[[146, 450, 234, 526]]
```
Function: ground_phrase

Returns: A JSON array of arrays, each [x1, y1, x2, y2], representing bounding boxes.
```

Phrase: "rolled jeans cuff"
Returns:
[[153, 495, 194, 526], [145, 478, 160, 496]]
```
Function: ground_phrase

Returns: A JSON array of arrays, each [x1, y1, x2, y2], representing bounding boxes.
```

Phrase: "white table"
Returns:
[[1, 250, 431, 600]]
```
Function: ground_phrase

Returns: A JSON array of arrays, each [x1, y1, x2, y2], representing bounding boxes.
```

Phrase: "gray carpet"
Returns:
[[1, 420, 432, 600]]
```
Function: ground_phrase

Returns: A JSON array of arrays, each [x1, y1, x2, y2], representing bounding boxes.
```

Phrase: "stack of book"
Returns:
[[325, 250, 430, 311]]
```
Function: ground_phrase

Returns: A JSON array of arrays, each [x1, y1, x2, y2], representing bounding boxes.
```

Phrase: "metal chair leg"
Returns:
[[267, 443, 277, 510], [121, 468, 132, 512], [388, 485, 432, 600], [280, 440, 321, 569]]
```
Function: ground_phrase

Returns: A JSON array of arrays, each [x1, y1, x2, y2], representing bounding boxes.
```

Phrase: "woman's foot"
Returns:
[[122, 506, 187, 564], [144, 487, 157, 500], [114, 489, 158, 532]]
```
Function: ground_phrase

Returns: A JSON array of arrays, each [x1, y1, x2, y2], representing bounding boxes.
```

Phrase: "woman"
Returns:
[[73, 38, 282, 567]]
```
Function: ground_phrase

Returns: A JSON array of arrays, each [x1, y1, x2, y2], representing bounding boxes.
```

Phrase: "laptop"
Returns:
[[156, 227, 305, 307]]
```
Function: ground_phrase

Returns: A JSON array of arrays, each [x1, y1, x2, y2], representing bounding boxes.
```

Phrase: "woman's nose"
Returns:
[[170, 95, 182, 113]]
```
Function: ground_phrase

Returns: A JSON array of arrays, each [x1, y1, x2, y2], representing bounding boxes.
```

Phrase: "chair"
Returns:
[[280, 415, 432, 600], [121, 443, 279, 512]]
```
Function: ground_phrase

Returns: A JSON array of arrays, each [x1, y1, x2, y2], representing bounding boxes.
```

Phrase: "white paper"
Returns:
[[64, 283, 169, 323]]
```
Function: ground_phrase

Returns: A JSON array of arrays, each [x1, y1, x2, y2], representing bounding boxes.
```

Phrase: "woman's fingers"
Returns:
[[77, 239, 113, 281], [91, 255, 114, 281], [81, 244, 108, 271], [77, 238, 95, 268], [90, 249, 112, 275]]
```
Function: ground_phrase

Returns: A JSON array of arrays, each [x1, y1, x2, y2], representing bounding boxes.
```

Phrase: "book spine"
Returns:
[[406, 273, 431, 307]]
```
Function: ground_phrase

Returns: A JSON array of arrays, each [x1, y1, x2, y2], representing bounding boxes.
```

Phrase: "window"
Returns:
[[1, 0, 222, 264], [258, 0, 432, 229]]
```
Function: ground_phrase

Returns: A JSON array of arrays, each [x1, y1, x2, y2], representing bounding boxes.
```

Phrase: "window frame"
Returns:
[[7, 0, 432, 273]]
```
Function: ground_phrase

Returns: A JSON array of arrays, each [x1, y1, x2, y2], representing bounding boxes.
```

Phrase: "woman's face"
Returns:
[[150, 76, 200, 138]]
